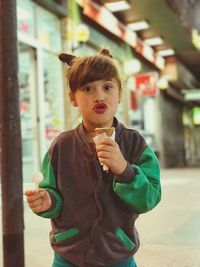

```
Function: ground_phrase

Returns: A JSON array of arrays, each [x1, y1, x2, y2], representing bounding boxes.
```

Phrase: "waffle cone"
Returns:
[[95, 127, 115, 137]]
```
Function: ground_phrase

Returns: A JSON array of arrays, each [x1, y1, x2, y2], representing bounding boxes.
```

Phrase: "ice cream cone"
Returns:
[[94, 127, 115, 172], [95, 127, 115, 137]]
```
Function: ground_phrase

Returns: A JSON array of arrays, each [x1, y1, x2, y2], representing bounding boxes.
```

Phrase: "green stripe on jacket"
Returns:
[[37, 152, 63, 219], [113, 146, 161, 214]]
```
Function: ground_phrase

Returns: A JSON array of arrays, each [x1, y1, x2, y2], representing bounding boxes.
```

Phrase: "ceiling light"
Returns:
[[184, 90, 200, 101], [105, 1, 131, 12], [157, 49, 175, 57], [127, 20, 150, 31], [144, 37, 164, 46], [124, 59, 142, 75]]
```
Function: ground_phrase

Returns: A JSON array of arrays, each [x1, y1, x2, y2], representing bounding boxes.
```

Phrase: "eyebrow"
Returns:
[[83, 79, 117, 87]]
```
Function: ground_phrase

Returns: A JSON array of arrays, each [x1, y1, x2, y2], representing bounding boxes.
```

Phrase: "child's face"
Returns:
[[69, 79, 120, 131]]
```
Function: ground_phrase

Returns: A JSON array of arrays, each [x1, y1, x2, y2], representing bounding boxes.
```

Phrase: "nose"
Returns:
[[93, 88, 105, 102]]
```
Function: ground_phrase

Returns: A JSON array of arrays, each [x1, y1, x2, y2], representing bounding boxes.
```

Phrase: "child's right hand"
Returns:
[[25, 189, 52, 213]]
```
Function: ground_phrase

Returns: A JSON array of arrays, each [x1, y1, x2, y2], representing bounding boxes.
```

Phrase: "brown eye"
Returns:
[[83, 86, 92, 92], [104, 84, 113, 91]]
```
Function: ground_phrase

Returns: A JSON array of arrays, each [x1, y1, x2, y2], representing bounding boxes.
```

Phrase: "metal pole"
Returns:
[[0, 1, 25, 266]]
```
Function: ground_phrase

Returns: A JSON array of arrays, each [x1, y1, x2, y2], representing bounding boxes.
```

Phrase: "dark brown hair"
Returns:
[[59, 49, 121, 92]]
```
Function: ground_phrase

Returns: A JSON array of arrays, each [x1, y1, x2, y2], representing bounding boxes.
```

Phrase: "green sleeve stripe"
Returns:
[[40, 152, 57, 188], [37, 152, 63, 219], [137, 146, 160, 180], [113, 146, 161, 213], [116, 228, 135, 250], [54, 227, 79, 242]]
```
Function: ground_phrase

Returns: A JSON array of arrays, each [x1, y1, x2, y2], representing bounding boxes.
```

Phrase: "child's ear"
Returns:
[[68, 92, 78, 107]]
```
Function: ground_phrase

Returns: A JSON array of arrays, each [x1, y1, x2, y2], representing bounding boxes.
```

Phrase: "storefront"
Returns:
[[128, 71, 160, 157], [183, 106, 200, 166], [17, 0, 65, 182]]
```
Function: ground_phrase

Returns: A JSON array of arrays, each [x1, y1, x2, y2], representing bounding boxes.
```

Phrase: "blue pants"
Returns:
[[52, 253, 137, 267]]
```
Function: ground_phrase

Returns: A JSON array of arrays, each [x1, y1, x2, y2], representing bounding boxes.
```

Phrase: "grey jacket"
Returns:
[[38, 118, 161, 267]]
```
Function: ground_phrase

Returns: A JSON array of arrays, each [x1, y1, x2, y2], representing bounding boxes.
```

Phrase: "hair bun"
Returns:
[[58, 53, 76, 66], [99, 48, 113, 58]]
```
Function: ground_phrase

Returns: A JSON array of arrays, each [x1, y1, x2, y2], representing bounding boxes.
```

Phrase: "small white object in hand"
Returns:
[[32, 172, 43, 191], [93, 130, 115, 172]]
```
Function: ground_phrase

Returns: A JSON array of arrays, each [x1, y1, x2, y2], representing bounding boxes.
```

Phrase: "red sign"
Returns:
[[130, 91, 138, 110], [135, 72, 158, 96]]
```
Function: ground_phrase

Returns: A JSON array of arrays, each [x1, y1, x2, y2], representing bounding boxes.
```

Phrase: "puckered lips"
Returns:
[[93, 103, 108, 114]]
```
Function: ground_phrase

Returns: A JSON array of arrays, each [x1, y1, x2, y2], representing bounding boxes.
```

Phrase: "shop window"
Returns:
[[17, 0, 36, 38], [18, 43, 38, 181], [43, 52, 64, 149], [33, 0, 67, 17], [37, 7, 61, 52]]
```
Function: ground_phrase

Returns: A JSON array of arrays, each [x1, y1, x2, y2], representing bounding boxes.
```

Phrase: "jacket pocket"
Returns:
[[54, 227, 79, 243], [115, 227, 135, 250]]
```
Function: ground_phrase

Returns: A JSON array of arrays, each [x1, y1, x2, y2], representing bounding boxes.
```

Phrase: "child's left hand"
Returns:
[[96, 138, 127, 175]]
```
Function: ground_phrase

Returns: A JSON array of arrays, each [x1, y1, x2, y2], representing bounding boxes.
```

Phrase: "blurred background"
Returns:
[[0, 0, 200, 266]]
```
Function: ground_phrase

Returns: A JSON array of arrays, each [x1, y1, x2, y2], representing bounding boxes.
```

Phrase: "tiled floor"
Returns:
[[0, 168, 200, 266], [135, 168, 200, 267]]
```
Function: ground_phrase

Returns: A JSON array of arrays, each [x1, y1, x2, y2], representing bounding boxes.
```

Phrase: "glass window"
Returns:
[[43, 51, 64, 149], [18, 43, 39, 182], [37, 7, 61, 52], [17, 0, 36, 38]]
